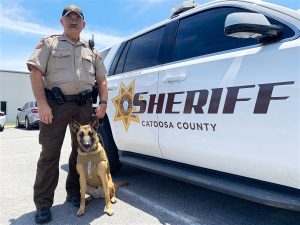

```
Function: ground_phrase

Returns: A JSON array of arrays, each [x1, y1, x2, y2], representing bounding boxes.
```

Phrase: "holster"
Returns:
[[78, 91, 88, 106], [51, 87, 65, 105]]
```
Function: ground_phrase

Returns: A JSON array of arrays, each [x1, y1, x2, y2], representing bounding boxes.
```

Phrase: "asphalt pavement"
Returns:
[[1, 126, 300, 225]]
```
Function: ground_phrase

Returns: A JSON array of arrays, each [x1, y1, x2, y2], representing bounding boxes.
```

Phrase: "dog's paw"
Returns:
[[77, 208, 85, 217], [104, 207, 114, 216], [111, 197, 117, 204]]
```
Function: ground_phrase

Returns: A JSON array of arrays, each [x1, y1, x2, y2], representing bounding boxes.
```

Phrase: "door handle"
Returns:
[[161, 75, 186, 83], [108, 85, 118, 91]]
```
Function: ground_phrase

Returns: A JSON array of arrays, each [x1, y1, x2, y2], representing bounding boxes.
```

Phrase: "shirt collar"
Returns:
[[61, 33, 85, 46]]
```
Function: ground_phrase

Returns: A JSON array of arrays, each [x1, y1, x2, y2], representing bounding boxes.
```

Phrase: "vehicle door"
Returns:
[[106, 26, 165, 158], [158, 6, 299, 187]]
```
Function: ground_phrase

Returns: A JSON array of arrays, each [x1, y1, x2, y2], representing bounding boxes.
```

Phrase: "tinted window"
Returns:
[[24, 103, 29, 110], [115, 42, 130, 74], [31, 102, 37, 107], [123, 26, 165, 73], [174, 7, 258, 61]]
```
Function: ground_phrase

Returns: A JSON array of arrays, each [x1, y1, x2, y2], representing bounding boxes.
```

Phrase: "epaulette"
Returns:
[[47, 34, 62, 38], [43, 34, 63, 42], [35, 34, 63, 49]]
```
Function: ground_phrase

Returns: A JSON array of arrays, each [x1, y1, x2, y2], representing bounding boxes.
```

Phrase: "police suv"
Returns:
[[97, 0, 300, 211]]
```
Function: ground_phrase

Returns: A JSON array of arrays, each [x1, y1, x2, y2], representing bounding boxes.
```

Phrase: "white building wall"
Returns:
[[0, 70, 35, 123]]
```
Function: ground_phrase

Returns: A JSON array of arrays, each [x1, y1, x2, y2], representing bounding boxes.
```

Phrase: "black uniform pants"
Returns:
[[33, 99, 93, 208]]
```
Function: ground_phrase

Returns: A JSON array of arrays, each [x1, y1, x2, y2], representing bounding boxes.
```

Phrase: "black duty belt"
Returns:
[[45, 88, 93, 106], [45, 89, 93, 101]]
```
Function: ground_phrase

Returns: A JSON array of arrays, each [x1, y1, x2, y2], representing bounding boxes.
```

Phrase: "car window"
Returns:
[[23, 103, 28, 110], [30, 102, 36, 108], [115, 42, 130, 74], [173, 7, 295, 62], [122, 26, 165, 73], [174, 7, 257, 61]]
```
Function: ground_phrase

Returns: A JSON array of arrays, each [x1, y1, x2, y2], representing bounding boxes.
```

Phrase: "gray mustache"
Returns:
[[69, 24, 78, 29]]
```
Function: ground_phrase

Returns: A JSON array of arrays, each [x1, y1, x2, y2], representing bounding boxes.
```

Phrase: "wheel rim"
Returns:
[[25, 118, 29, 129], [16, 118, 19, 127]]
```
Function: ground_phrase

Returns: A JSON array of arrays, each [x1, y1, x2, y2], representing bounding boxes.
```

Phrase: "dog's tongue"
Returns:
[[84, 147, 91, 152]]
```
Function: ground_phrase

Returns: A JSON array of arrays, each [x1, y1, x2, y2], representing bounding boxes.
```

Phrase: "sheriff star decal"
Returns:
[[112, 80, 139, 132]]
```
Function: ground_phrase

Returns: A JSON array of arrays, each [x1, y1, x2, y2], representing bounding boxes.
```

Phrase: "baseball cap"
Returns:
[[62, 5, 84, 19]]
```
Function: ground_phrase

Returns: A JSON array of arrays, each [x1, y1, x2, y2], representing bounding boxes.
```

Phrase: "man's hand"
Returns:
[[95, 104, 107, 119], [38, 102, 53, 124]]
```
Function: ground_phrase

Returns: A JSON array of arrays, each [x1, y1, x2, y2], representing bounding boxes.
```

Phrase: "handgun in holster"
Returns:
[[52, 87, 65, 105], [78, 91, 88, 106], [92, 83, 98, 104]]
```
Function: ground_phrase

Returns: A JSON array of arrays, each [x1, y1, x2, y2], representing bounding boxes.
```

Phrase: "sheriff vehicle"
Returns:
[[97, 0, 300, 211]]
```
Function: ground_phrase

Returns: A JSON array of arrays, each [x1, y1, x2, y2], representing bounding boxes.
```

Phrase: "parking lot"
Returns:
[[1, 127, 299, 225]]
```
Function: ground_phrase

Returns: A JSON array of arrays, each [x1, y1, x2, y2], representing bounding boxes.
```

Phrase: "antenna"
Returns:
[[88, 34, 95, 50]]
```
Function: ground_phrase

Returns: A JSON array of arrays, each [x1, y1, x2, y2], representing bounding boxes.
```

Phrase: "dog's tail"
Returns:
[[114, 181, 129, 189]]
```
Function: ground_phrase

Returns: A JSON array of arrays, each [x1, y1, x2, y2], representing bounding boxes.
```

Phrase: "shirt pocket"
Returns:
[[82, 50, 95, 75], [51, 49, 71, 69]]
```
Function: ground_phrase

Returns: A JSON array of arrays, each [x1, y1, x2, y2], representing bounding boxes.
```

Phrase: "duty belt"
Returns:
[[45, 88, 93, 106]]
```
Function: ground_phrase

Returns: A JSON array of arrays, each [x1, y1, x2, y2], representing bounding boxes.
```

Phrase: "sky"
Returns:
[[0, 0, 299, 72]]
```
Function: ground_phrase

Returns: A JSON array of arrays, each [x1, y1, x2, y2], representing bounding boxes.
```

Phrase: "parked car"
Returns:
[[16, 101, 39, 130], [97, 0, 300, 211], [0, 111, 6, 132]]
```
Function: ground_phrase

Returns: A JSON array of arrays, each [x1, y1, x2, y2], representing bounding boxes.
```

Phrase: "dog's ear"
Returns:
[[89, 115, 99, 130], [69, 120, 81, 133]]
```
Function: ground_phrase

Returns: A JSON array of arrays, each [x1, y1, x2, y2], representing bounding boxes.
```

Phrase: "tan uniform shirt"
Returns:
[[27, 33, 107, 95]]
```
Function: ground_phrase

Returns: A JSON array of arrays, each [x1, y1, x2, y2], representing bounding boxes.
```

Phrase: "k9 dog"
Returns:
[[70, 117, 127, 216]]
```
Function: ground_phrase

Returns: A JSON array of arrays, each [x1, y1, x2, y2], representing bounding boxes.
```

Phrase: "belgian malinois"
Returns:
[[70, 117, 127, 216]]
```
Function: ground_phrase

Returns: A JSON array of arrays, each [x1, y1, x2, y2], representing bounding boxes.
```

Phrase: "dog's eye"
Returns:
[[79, 132, 84, 138], [88, 131, 93, 137]]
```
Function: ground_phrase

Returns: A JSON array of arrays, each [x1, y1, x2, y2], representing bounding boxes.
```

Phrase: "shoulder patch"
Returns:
[[35, 39, 45, 49], [92, 48, 102, 60]]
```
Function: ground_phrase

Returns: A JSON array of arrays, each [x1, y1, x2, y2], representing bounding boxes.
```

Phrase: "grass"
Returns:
[[6, 122, 16, 127]]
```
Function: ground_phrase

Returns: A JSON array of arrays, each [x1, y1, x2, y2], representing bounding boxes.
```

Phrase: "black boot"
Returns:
[[66, 195, 80, 207], [35, 207, 51, 224]]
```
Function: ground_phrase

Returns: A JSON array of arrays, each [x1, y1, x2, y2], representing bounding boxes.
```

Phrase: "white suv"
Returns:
[[98, 0, 300, 211]]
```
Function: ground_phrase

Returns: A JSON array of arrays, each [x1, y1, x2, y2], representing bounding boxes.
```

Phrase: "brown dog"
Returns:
[[70, 117, 127, 216]]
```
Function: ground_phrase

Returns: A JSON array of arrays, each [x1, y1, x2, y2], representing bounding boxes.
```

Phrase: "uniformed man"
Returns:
[[27, 5, 108, 224]]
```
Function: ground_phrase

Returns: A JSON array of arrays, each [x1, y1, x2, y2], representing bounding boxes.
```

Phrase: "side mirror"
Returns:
[[225, 12, 283, 43], [17, 108, 22, 111]]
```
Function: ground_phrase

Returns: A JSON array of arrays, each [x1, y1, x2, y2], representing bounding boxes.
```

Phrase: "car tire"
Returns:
[[97, 115, 121, 175], [25, 117, 31, 130], [0, 126, 4, 132], [16, 117, 22, 128]]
